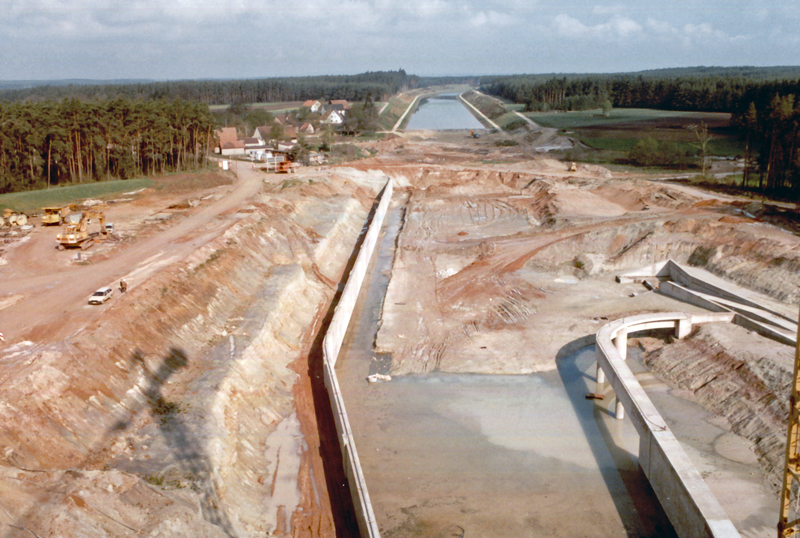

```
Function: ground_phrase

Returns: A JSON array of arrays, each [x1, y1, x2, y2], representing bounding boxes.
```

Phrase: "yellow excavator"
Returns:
[[56, 210, 107, 250]]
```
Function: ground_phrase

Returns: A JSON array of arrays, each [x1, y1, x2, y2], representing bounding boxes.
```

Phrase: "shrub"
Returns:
[[628, 138, 694, 168]]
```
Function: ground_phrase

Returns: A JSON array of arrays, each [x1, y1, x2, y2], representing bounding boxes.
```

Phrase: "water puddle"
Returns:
[[263, 412, 305, 535]]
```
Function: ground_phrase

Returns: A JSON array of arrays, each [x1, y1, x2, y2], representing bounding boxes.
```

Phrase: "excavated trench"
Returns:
[[0, 162, 797, 537], [0, 175, 380, 537]]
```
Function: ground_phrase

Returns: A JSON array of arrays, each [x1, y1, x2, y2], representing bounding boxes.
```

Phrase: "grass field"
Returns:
[[579, 137, 643, 152], [525, 108, 698, 129], [0, 178, 154, 213], [494, 112, 528, 130], [529, 108, 745, 165]]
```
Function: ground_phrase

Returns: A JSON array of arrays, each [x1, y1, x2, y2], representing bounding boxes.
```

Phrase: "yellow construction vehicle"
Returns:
[[2, 208, 28, 226], [41, 204, 77, 226], [56, 210, 107, 250]]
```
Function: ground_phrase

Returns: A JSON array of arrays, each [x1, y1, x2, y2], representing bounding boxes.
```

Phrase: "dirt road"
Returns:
[[0, 162, 262, 343]]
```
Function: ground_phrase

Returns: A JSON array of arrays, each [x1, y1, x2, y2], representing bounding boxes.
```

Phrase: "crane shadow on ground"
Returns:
[[124, 347, 238, 537], [1, 346, 238, 538]]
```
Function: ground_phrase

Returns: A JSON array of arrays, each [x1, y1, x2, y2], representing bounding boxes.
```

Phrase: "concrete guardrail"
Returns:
[[595, 312, 741, 538], [322, 178, 393, 538]]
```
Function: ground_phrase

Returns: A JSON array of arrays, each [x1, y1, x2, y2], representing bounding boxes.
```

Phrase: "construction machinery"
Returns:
[[276, 160, 296, 173], [778, 304, 800, 537], [2, 208, 28, 227], [56, 210, 108, 250], [40, 204, 77, 226]]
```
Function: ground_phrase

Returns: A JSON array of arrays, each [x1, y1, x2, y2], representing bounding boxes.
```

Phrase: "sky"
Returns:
[[0, 0, 798, 81]]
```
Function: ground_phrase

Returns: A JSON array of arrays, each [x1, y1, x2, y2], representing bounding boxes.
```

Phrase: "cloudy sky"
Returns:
[[1, 0, 798, 81]]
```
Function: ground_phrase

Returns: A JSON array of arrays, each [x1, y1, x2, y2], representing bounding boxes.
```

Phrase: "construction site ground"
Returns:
[[0, 124, 798, 537]]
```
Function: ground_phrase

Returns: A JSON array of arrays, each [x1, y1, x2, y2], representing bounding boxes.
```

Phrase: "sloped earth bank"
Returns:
[[0, 172, 381, 537], [637, 323, 795, 495]]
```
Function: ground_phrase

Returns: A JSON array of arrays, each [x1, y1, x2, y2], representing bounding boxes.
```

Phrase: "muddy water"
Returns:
[[405, 93, 486, 131], [336, 200, 677, 537]]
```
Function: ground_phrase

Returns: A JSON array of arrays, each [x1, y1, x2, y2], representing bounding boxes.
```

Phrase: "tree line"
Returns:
[[480, 67, 800, 113], [733, 88, 800, 196], [0, 98, 215, 193], [0, 70, 429, 106]]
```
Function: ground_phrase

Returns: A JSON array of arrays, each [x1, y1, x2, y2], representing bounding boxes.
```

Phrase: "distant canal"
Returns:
[[405, 93, 486, 130]]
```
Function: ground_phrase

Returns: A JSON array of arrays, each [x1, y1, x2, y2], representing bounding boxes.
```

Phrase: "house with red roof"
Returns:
[[302, 100, 322, 113], [214, 127, 238, 150], [329, 99, 351, 110]]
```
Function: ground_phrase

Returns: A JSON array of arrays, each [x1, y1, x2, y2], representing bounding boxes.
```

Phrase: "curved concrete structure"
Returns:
[[595, 312, 741, 538], [616, 259, 797, 346]]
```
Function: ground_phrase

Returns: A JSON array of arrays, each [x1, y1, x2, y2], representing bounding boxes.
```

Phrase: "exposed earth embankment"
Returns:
[[638, 322, 794, 494], [372, 166, 800, 376], [0, 171, 380, 537]]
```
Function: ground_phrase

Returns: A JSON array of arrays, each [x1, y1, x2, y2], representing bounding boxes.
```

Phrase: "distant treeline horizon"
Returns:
[[479, 66, 800, 114], [0, 66, 798, 107], [0, 70, 479, 106]]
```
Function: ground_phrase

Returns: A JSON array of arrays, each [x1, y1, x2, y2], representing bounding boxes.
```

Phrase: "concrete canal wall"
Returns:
[[322, 178, 393, 538]]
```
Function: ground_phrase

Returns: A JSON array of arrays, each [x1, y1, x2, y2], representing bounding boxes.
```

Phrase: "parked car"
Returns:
[[88, 287, 113, 305]]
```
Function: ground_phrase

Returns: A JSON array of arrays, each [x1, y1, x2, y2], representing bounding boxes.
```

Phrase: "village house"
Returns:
[[252, 126, 272, 143], [283, 125, 298, 142], [273, 114, 295, 126], [320, 110, 344, 125], [214, 127, 238, 152], [329, 99, 351, 111], [326, 103, 348, 116], [299, 122, 315, 135], [219, 139, 246, 156], [302, 100, 322, 113]]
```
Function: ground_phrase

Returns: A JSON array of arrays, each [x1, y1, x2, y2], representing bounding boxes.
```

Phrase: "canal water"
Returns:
[[405, 93, 486, 130], [335, 198, 678, 537]]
